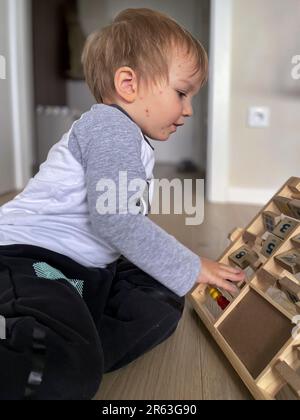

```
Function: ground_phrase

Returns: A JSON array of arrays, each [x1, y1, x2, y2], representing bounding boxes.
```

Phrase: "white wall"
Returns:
[[228, 0, 300, 202], [0, 0, 15, 194], [67, 0, 209, 169]]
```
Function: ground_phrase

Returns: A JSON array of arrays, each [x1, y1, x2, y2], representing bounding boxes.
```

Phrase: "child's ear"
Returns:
[[114, 67, 138, 103]]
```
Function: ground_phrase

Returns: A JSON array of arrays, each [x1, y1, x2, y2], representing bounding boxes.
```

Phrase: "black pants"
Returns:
[[0, 245, 184, 400]]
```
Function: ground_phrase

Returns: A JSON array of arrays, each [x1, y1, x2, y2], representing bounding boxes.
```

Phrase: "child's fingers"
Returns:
[[212, 276, 239, 294], [219, 264, 243, 275], [218, 269, 245, 283]]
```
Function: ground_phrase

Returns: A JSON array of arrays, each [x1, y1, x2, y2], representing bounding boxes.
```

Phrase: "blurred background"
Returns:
[[0, 0, 300, 204]]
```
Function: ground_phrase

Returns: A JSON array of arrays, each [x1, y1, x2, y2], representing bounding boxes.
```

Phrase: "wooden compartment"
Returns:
[[218, 289, 292, 379]]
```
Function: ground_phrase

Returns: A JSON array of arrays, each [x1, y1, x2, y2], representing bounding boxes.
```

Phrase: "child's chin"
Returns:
[[148, 131, 171, 141], [149, 136, 169, 142], [157, 133, 171, 141]]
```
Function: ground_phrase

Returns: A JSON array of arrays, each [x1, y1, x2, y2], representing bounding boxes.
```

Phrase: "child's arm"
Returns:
[[69, 107, 243, 296]]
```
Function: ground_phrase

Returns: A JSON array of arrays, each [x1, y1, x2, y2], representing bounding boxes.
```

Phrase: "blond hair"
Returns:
[[82, 8, 208, 103]]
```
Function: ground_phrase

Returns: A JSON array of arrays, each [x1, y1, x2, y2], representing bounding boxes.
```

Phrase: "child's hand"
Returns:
[[197, 257, 245, 294]]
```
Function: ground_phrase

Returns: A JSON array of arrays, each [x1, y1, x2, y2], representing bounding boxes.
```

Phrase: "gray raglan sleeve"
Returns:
[[70, 111, 201, 296]]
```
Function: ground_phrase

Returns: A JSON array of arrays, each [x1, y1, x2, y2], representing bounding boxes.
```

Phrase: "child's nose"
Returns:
[[183, 102, 193, 117]]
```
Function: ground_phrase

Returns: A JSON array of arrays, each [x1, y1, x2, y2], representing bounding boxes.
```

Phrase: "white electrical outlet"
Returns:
[[248, 107, 270, 128]]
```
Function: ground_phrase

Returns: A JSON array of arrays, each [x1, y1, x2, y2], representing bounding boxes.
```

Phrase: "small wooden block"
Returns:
[[288, 178, 300, 194], [272, 217, 299, 240], [262, 211, 281, 233], [261, 233, 284, 258], [291, 234, 300, 248], [248, 254, 264, 270], [257, 268, 279, 287], [228, 246, 254, 269], [275, 250, 300, 275], [240, 243, 266, 270], [274, 361, 300, 398], [277, 277, 300, 302], [288, 199, 300, 220], [243, 231, 256, 244], [243, 231, 263, 248], [273, 196, 293, 216], [252, 244, 264, 256], [228, 227, 244, 243]]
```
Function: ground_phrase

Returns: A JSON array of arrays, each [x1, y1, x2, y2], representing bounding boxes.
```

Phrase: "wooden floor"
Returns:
[[0, 191, 18, 206], [0, 181, 261, 400]]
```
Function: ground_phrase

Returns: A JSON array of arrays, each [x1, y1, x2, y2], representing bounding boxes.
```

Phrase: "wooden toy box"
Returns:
[[188, 177, 300, 400]]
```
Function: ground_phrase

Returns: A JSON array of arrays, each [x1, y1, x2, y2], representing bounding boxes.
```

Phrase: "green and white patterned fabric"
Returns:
[[33, 262, 84, 297]]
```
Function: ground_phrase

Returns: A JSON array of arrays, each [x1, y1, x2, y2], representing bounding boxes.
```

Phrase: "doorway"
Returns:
[[31, 0, 210, 176]]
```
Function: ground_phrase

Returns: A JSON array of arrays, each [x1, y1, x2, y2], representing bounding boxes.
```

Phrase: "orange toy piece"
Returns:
[[209, 287, 230, 310]]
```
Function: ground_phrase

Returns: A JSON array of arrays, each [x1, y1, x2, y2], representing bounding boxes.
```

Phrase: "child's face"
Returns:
[[134, 50, 203, 141]]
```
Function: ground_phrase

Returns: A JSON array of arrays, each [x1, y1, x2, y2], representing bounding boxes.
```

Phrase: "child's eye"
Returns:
[[177, 91, 187, 98]]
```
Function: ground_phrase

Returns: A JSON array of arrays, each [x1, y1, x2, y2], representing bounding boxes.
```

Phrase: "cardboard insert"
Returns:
[[218, 289, 292, 379]]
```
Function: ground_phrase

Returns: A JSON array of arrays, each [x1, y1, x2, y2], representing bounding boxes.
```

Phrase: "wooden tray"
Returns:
[[189, 177, 300, 400]]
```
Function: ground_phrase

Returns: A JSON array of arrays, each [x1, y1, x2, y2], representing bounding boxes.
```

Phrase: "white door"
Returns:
[[0, 0, 15, 194]]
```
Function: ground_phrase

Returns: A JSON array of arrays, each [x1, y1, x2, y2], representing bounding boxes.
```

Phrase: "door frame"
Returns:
[[206, 0, 233, 202], [8, 0, 34, 190]]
